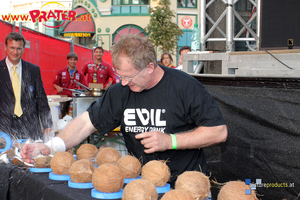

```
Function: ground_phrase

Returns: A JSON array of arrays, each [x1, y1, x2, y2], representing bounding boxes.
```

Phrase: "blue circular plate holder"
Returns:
[[49, 172, 70, 181], [124, 175, 141, 184], [156, 183, 171, 194], [0, 132, 12, 153], [68, 180, 93, 189], [91, 189, 123, 199], [30, 167, 52, 173]]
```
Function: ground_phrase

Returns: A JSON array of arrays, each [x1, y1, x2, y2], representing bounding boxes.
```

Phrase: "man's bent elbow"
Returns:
[[218, 125, 228, 143]]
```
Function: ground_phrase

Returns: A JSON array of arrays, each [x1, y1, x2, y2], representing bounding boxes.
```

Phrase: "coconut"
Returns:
[[218, 181, 258, 200], [69, 159, 96, 183], [175, 171, 210, 200], [92, 163, 124, 193], [141, 160, 170, 187], [0, 137, 6, 149], [117, 155, 141, 178], [50, 151, 75, 175], [161, 189, 194, 200], [76, 143, 98, 161], [34, 155, 52, 168], [5, 148, 15, 160], [11, 156, 24, 166], [95, 147, 121, 166], [12, 141, 25, 149], [66, 147, 74, 155], [122, 179, 158, 200]]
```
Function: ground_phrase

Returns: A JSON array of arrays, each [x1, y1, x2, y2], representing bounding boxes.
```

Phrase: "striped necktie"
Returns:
[[12, 65, 23, 117]]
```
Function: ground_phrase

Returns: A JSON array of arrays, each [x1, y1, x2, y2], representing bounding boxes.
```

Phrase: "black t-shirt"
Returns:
[[87, 66, 225, 186]]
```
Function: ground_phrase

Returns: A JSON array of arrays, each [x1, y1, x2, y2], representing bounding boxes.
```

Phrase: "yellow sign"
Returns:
[[64, 33, 91, 37]]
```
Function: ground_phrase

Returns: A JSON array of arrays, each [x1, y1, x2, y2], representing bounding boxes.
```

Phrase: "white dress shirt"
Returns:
[[6, 57, 22, 82]]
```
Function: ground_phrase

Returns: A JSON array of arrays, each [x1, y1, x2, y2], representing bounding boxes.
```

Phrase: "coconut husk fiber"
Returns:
[[50, 151, 75, 175], [34, 155, 52, 168], [69, 159, 96, 183], [175, 171, 210, 200], [161, 189, 194, 200], [218, 181, 258, 200], [141, 160, 170, 187], [76, 143, 98, 162], [92, 163, 124, 193], [96, 147, 121, 166], [117, 155, 141, 178], [122, 178, 158, 200]]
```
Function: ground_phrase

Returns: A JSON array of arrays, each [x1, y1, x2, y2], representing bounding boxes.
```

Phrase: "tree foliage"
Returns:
[[144, 0, 183, 55]]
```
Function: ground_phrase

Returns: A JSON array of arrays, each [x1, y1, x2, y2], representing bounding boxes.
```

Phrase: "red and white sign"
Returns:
[[181, 16, 192, 28]]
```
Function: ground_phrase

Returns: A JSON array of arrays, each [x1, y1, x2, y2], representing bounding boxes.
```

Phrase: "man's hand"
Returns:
[[21, 143, 51, 164], [135, 131, 172, 154], [57, 86, 63, 93]]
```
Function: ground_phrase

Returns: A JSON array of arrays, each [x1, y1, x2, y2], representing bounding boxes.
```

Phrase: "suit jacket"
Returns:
[[0, 58, 52, 140]]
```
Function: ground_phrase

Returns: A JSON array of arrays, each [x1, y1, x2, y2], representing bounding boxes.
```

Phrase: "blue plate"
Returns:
[[91, 188, 123, 199], [124, 175, 141, 183], [30, 167, 52, 173], [0, 132, 12, 153], [68, 180, 93, 189], [156, 183, 170, 193], [49, 172, 70, 181]]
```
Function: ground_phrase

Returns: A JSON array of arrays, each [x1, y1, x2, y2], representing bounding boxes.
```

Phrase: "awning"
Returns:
[[62, 7, 95, 34]]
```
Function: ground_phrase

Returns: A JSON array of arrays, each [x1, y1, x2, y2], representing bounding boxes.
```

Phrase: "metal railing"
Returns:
[[200, 0, 260, 52]]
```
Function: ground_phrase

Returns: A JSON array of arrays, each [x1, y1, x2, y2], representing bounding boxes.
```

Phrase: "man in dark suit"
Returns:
[[0, 32, 52, 140]]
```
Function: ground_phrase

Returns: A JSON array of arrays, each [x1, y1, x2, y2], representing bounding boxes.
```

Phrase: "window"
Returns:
[[44, 19, 62, 37], [177, 0, 196, 8], [79, 36, 95, 48], [112, 0, 149, 5], [112, 25, 147, 44]]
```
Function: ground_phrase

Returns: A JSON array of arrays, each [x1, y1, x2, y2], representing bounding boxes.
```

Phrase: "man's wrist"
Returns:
[[45, 137, 66, 154], [170, 134, 177, 150]]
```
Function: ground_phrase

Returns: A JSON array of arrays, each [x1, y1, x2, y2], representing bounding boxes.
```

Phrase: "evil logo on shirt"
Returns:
[[124, 108, 166, 126]]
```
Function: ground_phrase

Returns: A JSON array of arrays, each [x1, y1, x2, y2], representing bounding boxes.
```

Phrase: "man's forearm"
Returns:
[[175, 125, 228, 150], [57, 111, 96, 149]]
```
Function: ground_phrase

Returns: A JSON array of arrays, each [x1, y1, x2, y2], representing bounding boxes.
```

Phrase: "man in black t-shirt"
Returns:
[[22, 34, 228, 187]]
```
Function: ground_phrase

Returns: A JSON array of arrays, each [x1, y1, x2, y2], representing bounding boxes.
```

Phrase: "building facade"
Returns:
[[60, 0, 198, 51], [4, 0, 254, 66]]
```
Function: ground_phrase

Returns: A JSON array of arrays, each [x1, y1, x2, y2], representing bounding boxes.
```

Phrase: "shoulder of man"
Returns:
[[75, 69, 85, 75], [21, 59, 39, 69], [0, 58, 5, 67], [85, 60, 94, 65], [57, 67, 68, 74], [101, 60, 112, 67]]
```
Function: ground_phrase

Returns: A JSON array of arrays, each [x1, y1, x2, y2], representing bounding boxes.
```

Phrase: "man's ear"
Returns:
[[146, 62, 155, 74]]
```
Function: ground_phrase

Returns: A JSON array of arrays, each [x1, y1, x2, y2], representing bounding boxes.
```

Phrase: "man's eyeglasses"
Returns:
[[114, 68, 144, 82]]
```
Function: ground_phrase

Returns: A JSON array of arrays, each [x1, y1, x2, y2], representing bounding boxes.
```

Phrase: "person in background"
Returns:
[[21, 34, 227, 187], [177, 46, 191, 70], [161, 52, 176, 69], [53, 52, 88, 97], [0, 32, 52, 140], [82, 47, 120, 90]]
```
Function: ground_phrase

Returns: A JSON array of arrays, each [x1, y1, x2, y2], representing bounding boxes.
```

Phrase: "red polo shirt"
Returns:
[[53, 67, 88, 97], [82, 60, 120, 88]]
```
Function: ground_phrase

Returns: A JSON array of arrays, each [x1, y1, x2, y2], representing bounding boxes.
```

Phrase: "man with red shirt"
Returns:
[[53, 52, 88, 97], [82, 47, 120, 90]]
